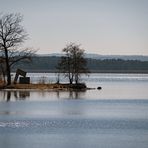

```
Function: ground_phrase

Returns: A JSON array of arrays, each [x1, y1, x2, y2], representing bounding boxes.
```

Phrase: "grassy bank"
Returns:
[[0, 83, 87, 90]]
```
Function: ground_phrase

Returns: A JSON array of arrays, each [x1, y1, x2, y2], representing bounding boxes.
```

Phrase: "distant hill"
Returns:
[[38, 53, 148, 61], [85, 54, 148, 61], [12, 55, 148, 73]]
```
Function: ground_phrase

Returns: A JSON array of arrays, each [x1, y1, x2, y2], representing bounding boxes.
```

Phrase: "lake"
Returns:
[[0, 73, 148, 148]]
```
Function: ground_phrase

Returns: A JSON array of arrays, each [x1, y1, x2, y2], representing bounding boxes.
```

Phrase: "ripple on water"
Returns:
[[0, 118, 148, 134]]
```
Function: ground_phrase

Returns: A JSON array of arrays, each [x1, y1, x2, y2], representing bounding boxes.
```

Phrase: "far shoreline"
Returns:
[[0, 83, 95, 91], [12, 70, 148, 74]]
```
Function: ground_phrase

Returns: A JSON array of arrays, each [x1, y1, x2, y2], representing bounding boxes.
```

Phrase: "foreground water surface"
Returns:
[[0, 73, 148, 148]]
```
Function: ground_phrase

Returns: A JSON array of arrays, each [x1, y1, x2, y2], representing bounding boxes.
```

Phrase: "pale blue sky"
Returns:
[[0, 0, 148, 55]]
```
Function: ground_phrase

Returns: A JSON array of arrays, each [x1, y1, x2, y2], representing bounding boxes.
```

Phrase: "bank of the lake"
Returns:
[[0, 83, 89, 91]]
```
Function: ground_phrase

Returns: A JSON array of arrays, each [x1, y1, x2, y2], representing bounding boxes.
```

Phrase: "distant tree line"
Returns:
[[87, 59, 148, 71], [12, 56, 148, 72]]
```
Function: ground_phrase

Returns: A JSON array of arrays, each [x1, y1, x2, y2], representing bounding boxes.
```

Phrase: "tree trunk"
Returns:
[[1, 65, 6, 84], [75, 76, 78, 84], [4, 48, 11, 85], [69, 74, 72, 84], [69, 78, 73, 84]]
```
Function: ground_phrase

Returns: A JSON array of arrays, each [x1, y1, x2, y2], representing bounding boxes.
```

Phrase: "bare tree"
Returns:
[[57, 43, 89, 84], [0, 13, 35, 85], [57, 45, 74, 84]]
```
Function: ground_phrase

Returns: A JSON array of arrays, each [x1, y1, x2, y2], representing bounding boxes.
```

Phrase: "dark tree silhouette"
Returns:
[[57, 43, 89, 84], [0, 13, 35, 85]]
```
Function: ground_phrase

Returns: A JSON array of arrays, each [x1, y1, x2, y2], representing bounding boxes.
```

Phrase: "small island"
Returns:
[[0, 83, 87, 91]]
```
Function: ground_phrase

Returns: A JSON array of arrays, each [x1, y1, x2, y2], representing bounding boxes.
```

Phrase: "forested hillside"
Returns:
[[12, 56, 148, 73]]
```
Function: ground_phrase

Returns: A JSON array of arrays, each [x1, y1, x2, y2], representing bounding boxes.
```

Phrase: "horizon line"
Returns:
[[36, 52, 148, 56]]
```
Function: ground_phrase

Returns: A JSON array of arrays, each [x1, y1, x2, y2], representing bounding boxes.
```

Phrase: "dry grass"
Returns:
[[0, 83, 87, 90], [5, 84, 68, 90]]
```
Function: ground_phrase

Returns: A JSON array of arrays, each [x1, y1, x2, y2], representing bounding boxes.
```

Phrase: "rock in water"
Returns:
[[97, 87, 102, 90]]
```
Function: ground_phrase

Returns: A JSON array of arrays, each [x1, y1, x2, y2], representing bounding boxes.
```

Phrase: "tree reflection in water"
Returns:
[[6, 91, 11, 102], [55, 90, 86, 100], [1, 90, 86, 101], [4, 91, 30, 101]]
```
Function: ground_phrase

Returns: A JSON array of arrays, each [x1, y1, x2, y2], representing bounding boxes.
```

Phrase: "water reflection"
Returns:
[[55, 90, 86, 100], [1, 91, 30, 102], [6, 91, 11, 102], [0, 90, 86, 101], [19, 91, 30, 99], [68, 91, 84, 99]]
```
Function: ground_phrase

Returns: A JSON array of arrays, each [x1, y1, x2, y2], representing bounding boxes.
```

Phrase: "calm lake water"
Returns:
[[0, 73, 148, 148]]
